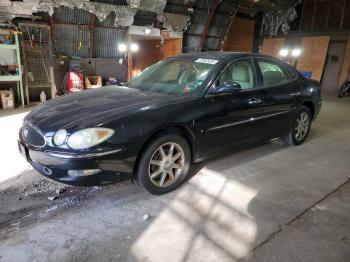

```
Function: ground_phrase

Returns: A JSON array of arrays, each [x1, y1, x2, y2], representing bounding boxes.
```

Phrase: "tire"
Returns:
[[338, 81, 350, 98], [136, 133, 191, 195], [282, 106, 312, 146]]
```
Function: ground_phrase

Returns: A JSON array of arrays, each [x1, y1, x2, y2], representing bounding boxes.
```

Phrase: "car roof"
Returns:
[[173, 51, 276, 61]]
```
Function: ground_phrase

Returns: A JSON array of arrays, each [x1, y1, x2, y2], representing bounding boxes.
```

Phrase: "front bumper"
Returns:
[[18, 140, 135, 186]]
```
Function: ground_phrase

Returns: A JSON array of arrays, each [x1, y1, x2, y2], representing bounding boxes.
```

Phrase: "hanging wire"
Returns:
[[39, 28, 51, 81]]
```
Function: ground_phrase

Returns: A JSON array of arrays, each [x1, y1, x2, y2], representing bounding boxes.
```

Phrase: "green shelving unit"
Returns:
[[0, 33, 25, 108]]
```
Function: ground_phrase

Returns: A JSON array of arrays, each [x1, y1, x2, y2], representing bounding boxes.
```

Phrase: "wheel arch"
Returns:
[[302, 101, 315, 120], [132, 123, 197, 178]]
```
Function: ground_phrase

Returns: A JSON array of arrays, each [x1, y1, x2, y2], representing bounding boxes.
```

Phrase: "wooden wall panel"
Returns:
[[313, 0, 328, 30], [260, 38, 285, 57], [296, 36, 330, 81], [132, 38, 182, 77], [222, 17, 255, 52], [260, 36, 329, 82], [300, 0, 314, 31], [328, 0, 344, 28], [338, 35, 350, 86], [344, 1, 350, 29], [300, 0, 349, 31]]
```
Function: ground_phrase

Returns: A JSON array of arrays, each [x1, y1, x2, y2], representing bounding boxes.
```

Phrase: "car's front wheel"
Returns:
[[282, 106, 312, 145], [136, 133, 191, 195]]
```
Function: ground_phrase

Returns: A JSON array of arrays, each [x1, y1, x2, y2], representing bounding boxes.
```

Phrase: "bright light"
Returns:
[[291, 48, 302, 57], [130, 43, 139, 52], [279, 48, 289, 57], [144, 28, 151, 35], [118, 43, 127, 53]]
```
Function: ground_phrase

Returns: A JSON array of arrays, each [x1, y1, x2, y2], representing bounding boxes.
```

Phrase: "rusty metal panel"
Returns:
[[53, 6, 90, 24], [52, 24, 89, 58], [93, 28, 126, 58]]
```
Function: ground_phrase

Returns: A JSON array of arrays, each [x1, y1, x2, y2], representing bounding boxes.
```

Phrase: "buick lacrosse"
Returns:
[[18, 52, 322, 194]]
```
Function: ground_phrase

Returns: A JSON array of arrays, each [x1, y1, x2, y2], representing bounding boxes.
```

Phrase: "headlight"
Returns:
[[53, 129, 67, 146], [67, 128, 114, 150]]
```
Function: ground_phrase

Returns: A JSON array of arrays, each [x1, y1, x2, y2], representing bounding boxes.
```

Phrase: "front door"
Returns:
[[196, 58, 267, 156]]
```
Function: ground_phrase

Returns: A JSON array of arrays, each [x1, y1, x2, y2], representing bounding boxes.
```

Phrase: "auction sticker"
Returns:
[[195, 58, 219, 64]]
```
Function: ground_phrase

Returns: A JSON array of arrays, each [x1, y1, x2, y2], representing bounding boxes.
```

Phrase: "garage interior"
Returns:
[[0, 0, 350, 261]]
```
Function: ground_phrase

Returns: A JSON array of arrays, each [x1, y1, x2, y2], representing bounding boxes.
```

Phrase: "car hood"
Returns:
[[25, 86, 184, 133]]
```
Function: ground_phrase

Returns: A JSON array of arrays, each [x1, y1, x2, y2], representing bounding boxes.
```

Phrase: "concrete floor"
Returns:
[[0, 96, 350, 262]]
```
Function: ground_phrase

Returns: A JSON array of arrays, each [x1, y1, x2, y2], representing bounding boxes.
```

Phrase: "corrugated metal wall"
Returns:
[[51, 7, 126, 59], [93, 28, 125, 58], [52, 25, 90, 57], [53, 7, 90, 24]]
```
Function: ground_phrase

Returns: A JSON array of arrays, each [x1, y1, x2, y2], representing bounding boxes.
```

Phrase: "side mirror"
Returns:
[[214, 81, 241, 95]]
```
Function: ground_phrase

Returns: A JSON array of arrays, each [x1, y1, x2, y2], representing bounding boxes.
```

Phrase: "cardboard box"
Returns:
[[1, 90, 15, 109], [85, 76, 102, 89], [0, 29, 10, 35]]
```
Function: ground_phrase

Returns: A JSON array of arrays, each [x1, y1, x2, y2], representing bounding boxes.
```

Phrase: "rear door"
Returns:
[[255, 58, 298, 137], [196, 58, 268, 156]]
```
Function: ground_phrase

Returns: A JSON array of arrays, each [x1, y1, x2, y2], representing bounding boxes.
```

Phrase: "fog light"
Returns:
[[67, 169, 101, 176]]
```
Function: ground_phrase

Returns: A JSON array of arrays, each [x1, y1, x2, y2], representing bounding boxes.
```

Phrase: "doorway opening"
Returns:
[[321, 40, 346, 94]]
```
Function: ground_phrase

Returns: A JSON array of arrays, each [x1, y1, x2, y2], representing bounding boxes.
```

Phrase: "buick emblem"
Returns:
[[23, 127, 29, 137]]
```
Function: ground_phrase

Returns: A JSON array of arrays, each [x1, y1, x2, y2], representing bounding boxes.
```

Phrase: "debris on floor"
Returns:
[[143, 214, 151, 221], [48, 196, 57, 201], [19, 179, 68, 199], [0, 176, 103, 238]]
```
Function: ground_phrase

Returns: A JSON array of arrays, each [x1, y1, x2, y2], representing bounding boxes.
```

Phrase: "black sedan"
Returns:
[[18, 52, 322, 194]]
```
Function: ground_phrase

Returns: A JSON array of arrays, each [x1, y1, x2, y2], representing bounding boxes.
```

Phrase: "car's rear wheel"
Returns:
[[282, 106, 312, 146], [136, 133, 191, 195]]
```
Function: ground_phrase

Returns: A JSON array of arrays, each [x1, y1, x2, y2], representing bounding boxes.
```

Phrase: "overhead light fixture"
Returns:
[[291, 48, 302, 57], [279, 48, 289, 57], [118, 43, 127, 53], [144, 28, 151, 35], [130, 43, 139, 52]]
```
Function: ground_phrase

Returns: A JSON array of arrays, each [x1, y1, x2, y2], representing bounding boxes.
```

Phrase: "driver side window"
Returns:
[[218, 59, 255, 90]]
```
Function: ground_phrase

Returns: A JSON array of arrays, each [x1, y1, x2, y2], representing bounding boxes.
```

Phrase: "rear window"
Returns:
[[258, 60, 289, 87]]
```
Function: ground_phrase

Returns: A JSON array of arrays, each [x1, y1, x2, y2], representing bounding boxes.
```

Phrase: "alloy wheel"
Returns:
[[294, 112, 310, 141], [148, 142, 185, 187]]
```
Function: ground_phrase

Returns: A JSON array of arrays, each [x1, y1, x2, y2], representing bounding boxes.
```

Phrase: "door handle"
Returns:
[[291, 92, 301, 97], [248, 98, 262, 105]]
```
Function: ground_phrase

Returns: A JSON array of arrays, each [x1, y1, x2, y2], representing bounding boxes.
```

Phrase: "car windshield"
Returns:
[[127, 58, 217, 95]]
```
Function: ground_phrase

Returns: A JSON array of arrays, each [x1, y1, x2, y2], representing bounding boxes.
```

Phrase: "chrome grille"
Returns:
[[22, 123, 46, 147]]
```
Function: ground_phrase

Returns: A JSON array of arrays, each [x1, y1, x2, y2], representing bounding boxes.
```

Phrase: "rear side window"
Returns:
[[258, 60, 288, 87], [285, 65, 298, 79]]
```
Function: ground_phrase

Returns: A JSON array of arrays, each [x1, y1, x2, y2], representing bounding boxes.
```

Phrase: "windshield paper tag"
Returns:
[[195, 58, 218, 64]]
